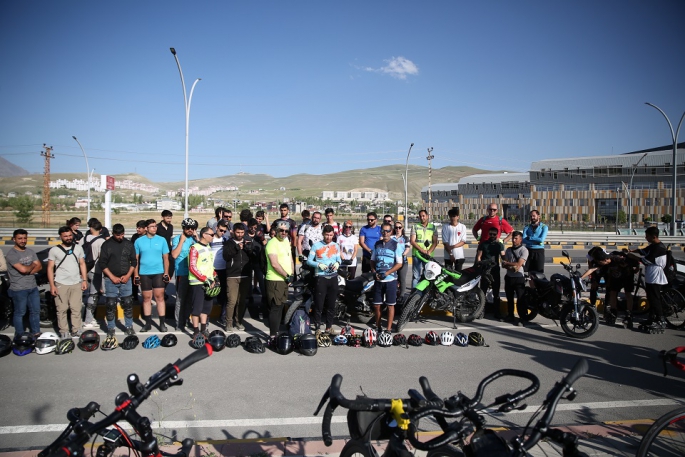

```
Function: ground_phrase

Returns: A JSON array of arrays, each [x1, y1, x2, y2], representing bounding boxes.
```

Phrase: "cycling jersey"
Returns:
[[134, 235, 169, 275], [371, 239, 403, 282], [188, 242, 215, 285]]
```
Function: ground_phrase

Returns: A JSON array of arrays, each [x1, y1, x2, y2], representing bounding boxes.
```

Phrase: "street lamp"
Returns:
[[72, 136, 92, 222], [628, 152, 648, 234], [645, 103, 685, 236], [404, 143, 414, 221], [170, 47, 201, 219]]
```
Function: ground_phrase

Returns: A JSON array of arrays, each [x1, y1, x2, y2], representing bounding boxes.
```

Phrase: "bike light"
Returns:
[[424, 262, 442, 281]]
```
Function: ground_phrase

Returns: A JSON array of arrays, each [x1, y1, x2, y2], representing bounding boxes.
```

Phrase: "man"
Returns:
[[239, 209, 253, 224], [502, 231, 528, 325], [299, 211, 323, 258], [156, 210, 174, 279], [588, 249, 638, 326], [370, 222, 403, 333], [6, 229, 42, 337], [306, 225, 342, 333], [134, 219, 170, 332], [210, 220, 230, 325], [99, 224, 137, 336], [130, 219, 147, 302], [522, 210, 548, 273], [222, 209, 234, 231], [48, 226, 88, 338], [476, 228, 505, 320], [359, 212, 381, 274], [188, 227, 217, 338], [223, 223, 255, 331], [441, 207, 467, 271], [272, 203, 298, 261], [82, 219, 106, 329], [255, 210, 269, 237], [324, 208, 341, 238], [206, 207, 226, 231], [265, 220, 295, 340], [383, 215, 394, 226], [410, 210, 438, 288], [628, 226, 668, 333], [170, 218, 198, 331], [472, 203, 513, 244], [299, 210, 311, 231]]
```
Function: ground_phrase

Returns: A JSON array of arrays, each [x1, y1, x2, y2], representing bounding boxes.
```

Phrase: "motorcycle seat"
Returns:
[[530, 272, 550, 287], [345, 275, 371, 295]]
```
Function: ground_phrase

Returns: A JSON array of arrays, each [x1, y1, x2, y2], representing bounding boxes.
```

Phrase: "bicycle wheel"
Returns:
[[661, 288, 685, 328], [339, 439, 377, 457], [637, 406, 685, 457]]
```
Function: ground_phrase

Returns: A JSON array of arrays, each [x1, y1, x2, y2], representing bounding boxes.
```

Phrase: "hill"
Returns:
[[0, 157, 30, 177]]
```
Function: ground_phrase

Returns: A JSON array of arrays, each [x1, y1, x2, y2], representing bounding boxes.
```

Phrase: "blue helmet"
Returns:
[[333, 335, 348, 346], [455, 332, 468, 347], [13, 333, 35, 356], [143, 335, 161, 349]]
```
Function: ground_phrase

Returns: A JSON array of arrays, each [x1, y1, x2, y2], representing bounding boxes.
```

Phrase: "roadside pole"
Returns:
[[102, 175, 115, 229]]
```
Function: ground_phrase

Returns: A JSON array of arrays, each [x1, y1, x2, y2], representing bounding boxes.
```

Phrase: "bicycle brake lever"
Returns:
[[159, 377, 184, 391]]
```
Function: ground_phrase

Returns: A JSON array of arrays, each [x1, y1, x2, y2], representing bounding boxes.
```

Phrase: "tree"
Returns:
[[661, 214, 673, 224], [13, 196, 34, 225], [617, 210, 627, 224]]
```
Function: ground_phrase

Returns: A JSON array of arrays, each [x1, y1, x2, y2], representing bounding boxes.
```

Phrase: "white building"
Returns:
[[322, 191, 335, 199]]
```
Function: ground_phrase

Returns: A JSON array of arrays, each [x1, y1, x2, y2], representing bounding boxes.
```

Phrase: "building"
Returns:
[[156, 198, 182, 211], [422, 143, 685, 224]]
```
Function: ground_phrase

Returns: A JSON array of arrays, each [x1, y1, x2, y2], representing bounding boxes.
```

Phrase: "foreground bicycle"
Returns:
[[636, 346, 685, 456], [314, 358, 589, 457], [40, 345, 213, 457]]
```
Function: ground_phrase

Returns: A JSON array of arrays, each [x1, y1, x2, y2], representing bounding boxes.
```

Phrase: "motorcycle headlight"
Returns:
[[424, 261, 442, 281]]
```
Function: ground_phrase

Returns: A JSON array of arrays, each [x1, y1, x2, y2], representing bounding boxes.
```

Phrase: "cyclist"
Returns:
[[588, 248, 638, 326], [441, 207, 467, 271], [6, 229, 42, 337], [223, 223, 255, 332], [371, 222, 404, 333], [391, 221, 410, 295], [299, 211, 323, 258], [410, 209, 438, 288], [130, 219, 147, 302], [338, 221, 359, 279], [170, 218, 198, 332], [134, 219, 170, 333], [307, 225, 342, 333], [476, 228, 505, 320], [359, 212, 381, 274], [628, 226, 668, 333], [323, 208, 341, 239], [188, 227, 217, 339], [81, 219, 106, 329], [99, 224, 137, 336], [210, 220, 229, 326], [265, 220, 295, 340]]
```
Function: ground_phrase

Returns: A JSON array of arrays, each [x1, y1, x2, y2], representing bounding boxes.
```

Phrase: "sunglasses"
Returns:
[[395, 226, 403, 229], [367, 218, 376, 221], [217, 228, 227, 233], [278, 229, 289, 233], [382, 229, 393, 233], [205, 232, 215, 237], [344, 225, 353, 229], [488, 208, 498, 211]]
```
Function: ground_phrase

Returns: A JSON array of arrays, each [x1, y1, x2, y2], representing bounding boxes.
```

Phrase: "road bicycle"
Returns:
[[40, 345, 213, 457], [636, 346, 685, 456], [314, 358, 589, 457]]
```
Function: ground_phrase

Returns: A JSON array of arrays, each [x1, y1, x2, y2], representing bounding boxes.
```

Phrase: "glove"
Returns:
[[203, 278, 213, 288], [285, 274, 294, 284], [332, 262, 340, 271], [318, 263, 328, 271]]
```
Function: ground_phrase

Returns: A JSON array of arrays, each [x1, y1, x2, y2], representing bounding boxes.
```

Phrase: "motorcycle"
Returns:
[[395, 252, 492, 332], [518, 250, 599, 339]]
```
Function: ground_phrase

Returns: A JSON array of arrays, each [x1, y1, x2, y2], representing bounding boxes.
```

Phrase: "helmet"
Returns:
[[425, 331, 439, 346], [226, 333, 241, 348], [0, 334, 12, 358], [181, 218, 198, 229], [78, 330, 100, 352], [204, 283, 221, 298], [244, 336, 265, 354], [13, 333, 35, 356], [378, 331, 393, 348], [392, 334, 407, 347], [191, 333, 206, 349], [143, 335, 161, 349], [407, 334, 424, 347], [101, 335, 119, 351], [333, 335, 348, 346], [455, 332, 468, 347], [363, 328, 377, 348], [440, 331, 455, 346], [298, 333, 318, 356], [277, 333, 294, 354], [208, 330, 226, 352], [316, 332, 331, 348], [161, 334, 178, 347], [55, 338, 75, 354], [121, 335, 140, 350], [348, 334, 362, 348], [468, 332, 487, 347], [35, 332, 60, 355], [340, 325, 355, 337]]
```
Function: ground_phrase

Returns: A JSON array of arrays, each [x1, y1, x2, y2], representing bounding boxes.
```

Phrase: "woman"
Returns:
[[67, 217, 84, 244], [337, 221, 358, 279], [392, 222, 411, 295]]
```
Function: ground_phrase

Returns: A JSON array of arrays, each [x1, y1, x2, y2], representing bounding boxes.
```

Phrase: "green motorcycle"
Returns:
[[396, 252, 493, 332]]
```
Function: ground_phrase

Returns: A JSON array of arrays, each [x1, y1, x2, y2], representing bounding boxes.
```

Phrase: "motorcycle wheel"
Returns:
[[282, 299, 303, 325], [396, 292, 426, 332], [517, 291, 538, 322], [560, 303, 599, 339], [455, 288, 486, 322], [39, 287, 56, 329]]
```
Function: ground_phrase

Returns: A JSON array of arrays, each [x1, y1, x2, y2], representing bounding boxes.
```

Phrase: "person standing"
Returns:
[[522, 210, 548, 273], [371, 222, 404, 333], [359, 212, 381, 274], [265, 220, 295, 340], [299, 211, 323, 258], [502, 231, 528, 325], [188, 227, 217, 339], [391, 222, 410, 295], [628, 226, 668, 333], [410, 210, 438, 288], [324, 208, 341, 239], [476, 228, 505, 320], [247, 218, 267, 316], [134, 219, 170, 332], [206, 207, 226, 231], [67, 217, 84, 244], [441, 207, 467, 271], [48, 226, 88, 338], [210, 220, 230, 326], [170, 218, 198, 332], [383, 215, 394, 227], [306, 225, 342, 333], [338, 221, 359, 279], [6, 229, 42, 337], [130, 219, 147, 302], [99, 224, 137, 336], [82, 220, 106, 329], [157, 210, 174, 279], [472, 203, 513, 244], [222, 223, 255, 331], [273, 203, 298, 261]]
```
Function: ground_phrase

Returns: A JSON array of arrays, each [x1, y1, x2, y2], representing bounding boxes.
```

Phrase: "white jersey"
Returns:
[[301, 224, 323, 252], [337, 233, 359, 266], [441, 223, 467, 260]]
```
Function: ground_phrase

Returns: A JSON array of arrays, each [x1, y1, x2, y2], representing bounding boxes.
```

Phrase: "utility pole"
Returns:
[[41, 144, 54, 227], [426, 147, 434, 216]]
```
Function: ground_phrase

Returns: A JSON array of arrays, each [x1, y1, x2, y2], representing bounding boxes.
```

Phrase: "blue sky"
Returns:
[[1, 1, 684, 182]]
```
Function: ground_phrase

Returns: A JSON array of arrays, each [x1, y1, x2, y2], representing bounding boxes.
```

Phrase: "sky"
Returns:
[[1, 1, 684, 183]]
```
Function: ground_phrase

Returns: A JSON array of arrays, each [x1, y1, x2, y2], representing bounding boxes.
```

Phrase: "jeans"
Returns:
[[103, 277, 134, 329], [9, 287, 40, 336], [412, 259, 426, 288]]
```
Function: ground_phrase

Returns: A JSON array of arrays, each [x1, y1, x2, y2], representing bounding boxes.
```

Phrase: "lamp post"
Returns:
[[645, 103, 685, 236], [170, 47, 201, 219], [628, 152, 648, 234], [72, 136, 92, 222], [616, 188, 620, 234], [404, 143, 414, 222]]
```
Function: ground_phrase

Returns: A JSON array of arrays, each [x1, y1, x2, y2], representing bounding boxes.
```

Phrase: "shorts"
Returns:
[[373, 280, 398, 306], [140, 274, 164, 291], [189, 284, 213, 316], [607, 273, 634, 293]]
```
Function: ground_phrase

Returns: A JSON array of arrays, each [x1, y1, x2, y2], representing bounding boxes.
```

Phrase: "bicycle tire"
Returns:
[[426, 444, 465, 457], [339, 439, 378, 457], [396, 292, 425, 332], [636, 406, 685, 457], [455, 287, 485, 322], [661, 288, 685, 329]]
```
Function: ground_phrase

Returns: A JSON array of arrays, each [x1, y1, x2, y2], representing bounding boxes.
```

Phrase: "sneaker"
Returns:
[[107, 328, 116, 337], [71, 330, 82, 338], [83, 321, 97, 329], [140, 323, 151, 333], [125, 327, 136, 336], [218, 317, 227, 327], [235, 322, 245, 331], [225, 324, 234, 333], [159, 323, 168, 333], [61, 332, 70, 339]]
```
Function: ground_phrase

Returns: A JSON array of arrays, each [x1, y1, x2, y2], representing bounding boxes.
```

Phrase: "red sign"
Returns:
[[106, 176, 115, 191]]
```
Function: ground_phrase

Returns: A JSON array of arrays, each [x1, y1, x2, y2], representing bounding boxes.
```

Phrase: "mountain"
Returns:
[[0, 157, 30, 177]]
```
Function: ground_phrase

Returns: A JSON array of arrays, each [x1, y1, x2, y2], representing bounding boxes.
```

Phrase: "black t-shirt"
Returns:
[[156, 223, 174, 248], [477, 240, 504, 265]]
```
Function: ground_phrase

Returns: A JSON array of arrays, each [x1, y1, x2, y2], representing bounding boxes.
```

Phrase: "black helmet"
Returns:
[[392, 334, 407, 347], [191, 333, 206, 349], [298, 333, 317, 356], [13, 333, 35, 356], [78, 330, 100, 352], [244, 336, 265, 354], [0, 334, 12, 358], [101, 335, 119, 351], [208, 330, 226, 352], [276, 333, 294, 355], [121, 335, 140, 350], [468, 332, 487, 347], [226, 333, 241, 348], [181, 218, 198, 229], [407, 334, 423, 347], [55, 338, 76, 354], [161, 334, 178, 347]]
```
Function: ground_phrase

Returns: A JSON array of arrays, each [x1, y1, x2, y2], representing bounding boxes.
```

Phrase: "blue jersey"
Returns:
[[371, 239, 403, 282], [170, 235, 196, 276], [134, 235, 170, 275], [360, 225, 382, 258], [307, 241, 342, 277]]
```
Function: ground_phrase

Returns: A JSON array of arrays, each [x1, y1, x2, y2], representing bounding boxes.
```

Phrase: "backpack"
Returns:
[[82, 234, 105, 272], [288, 309, 311, 338], [665, 249, 678, 285]]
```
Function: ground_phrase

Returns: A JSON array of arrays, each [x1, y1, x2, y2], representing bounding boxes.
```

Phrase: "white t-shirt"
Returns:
[[337, 233, 359, 266], [442, 223, 467, 260]]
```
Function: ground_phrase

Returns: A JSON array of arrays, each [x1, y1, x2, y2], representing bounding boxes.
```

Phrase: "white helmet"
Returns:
[[378, 331, 393, 347], [440, 331, 455, 346], [35, 332, 60, 355], [363, 328, 377, 347]]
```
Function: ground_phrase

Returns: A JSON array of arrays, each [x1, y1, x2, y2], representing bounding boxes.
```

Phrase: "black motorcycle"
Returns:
[[518, 250, 599, 339]]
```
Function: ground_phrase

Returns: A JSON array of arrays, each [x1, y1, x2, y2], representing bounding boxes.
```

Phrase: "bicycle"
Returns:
[[636, 346, 685, 456], [40, 344, 213, 457]]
